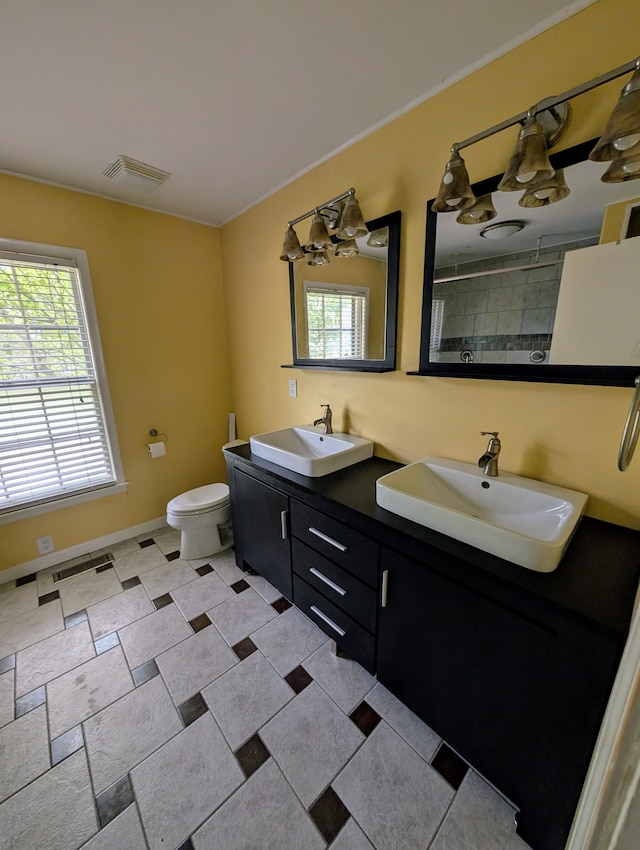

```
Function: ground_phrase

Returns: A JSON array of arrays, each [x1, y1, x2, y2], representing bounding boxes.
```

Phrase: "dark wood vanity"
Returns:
[[224, 444, 640, 850]]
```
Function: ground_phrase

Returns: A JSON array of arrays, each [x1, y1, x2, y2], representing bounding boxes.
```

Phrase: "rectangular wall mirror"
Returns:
[[286, 210, 400, 372], [414, 140, 640, 386]]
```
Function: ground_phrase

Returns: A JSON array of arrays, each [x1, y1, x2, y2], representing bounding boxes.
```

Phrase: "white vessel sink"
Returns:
[[376, 456, 588, 572], [250, 425, 373, 477]]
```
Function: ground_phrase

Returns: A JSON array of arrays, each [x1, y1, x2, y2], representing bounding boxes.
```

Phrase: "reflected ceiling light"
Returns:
[[590, 59, 640, 162], [479, 220, 525, 240], [334, 240, 359, 258], [280, 187, 367, 263], [456, 194, 497, 225], [432, 148, 475, 212], [366, 228, 388, 247], [600, 153, 640, 183], [336, 191, 369, 240], [519, 169, 570, 207], [279, 225, 305, 262], [497, 112, 555, 191]]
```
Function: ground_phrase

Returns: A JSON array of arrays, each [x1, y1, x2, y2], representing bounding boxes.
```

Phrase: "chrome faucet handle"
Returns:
[[480, 431, 499, 438]]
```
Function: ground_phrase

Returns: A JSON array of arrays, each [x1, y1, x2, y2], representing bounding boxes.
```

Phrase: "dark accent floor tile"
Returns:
[[95, 632, 120, 655], [131, 659, 159, 687], [234, 734, 270, 779], [176, 839, 194, 850], [0, 653, 16, 675], [308, 786, 350, 844], [178, 693, 208, 727], [138, 538, 155, 548], [64, 609, 88, 629], [152, 593, 174, 610], [166, 550, 180, 562], [196, 564, 214, 576], [16, 572, 37, 586], [16, 685, 46, 718], [96, 563, 114, 574], [349, 701, 382, 737], [189, 613, 212, 633], [271, 597, 292, 613], [431, 742, 469, 790], [285, 665, 313, 695], [96, 774, 134, 828], [121, 576, 141, 590], [232, 637, 257, 661], [230, 579, 250, 594], [39, 590, 60, 606], [51, 724, 84, 766]]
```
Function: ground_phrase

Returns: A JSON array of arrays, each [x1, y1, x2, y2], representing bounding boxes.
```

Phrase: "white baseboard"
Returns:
[[1, 516, 167, 586]]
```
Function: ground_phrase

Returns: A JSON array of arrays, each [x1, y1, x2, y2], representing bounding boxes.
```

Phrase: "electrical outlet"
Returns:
[[288, 378, 298, 398], [36, 535, 54, 555]]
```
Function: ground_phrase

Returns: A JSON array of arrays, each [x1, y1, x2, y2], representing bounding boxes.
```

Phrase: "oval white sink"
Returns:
[[250, 425, 373, 477], [376, 456, 588, 572]]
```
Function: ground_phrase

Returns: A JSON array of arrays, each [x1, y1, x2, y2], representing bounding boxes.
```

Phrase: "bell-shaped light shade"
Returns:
[[366, 227, 388, 247], [590, 65, 640, 162], [456, 194, 497, 225], [600, 153, 640, 183], [305, 213, 333, 252], [519, 169, 570, 207], [280, 225, 305, 262], [336, 194, 368, 240], [334, 239, 359, 258], [307, 250, 330, 266], [432, 151, 475, 212], [497, 116, 555, 191]]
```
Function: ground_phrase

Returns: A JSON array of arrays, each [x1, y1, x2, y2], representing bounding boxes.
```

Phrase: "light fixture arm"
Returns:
[[288, 188, 355, 227], [451, 57, 639, 153]]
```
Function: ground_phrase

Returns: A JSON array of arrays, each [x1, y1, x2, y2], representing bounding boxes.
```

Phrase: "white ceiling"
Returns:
[[0, 1, 595, 226]]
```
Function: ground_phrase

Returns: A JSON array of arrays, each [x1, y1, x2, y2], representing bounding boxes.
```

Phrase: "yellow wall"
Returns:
[[0, 176, 230, 571], [221, 0, 640, 531]]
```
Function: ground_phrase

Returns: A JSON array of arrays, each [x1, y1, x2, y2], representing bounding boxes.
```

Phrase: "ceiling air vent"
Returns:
[[103, 155, 171, 194]]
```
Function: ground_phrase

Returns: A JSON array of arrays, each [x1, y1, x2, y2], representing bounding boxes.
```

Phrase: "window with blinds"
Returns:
[[0, 247, 119, 515], [304, 283, 369, 359]]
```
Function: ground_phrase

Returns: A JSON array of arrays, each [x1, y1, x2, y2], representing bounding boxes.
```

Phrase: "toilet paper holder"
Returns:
[[147, 428, 168, 457], [148, 428, 167, 443]]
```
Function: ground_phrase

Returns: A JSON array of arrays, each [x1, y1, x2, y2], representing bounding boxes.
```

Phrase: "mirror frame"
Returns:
[[412, 140, 639, 387], [284, 210, 401, 372]]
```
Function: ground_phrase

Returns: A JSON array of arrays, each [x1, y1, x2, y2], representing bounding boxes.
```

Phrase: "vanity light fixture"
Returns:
[[366, 227, 389, 247], [456, 194, 497, 225], [479, 220, 525, 240], [279, 187, 368, 263], [432, 55, 640, 224]]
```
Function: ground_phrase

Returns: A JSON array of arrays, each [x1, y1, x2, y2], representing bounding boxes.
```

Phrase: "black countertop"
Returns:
[[224, 446, 640, 636]]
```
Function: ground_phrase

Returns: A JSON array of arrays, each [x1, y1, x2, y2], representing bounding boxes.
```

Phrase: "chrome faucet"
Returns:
[[313, 404, 333, 434], [478, 431, 501, 477]]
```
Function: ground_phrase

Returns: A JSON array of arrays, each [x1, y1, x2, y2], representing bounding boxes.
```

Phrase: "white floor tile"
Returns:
[[202, 651, 293, 749], [15, 620, 95, 697], [0, 583, 39, 625], [365, 682, 441, 762], [193, 759, 325, 850], [86, 584, 155, 641], [207, 588, 277, 646], [150, 529, 182, 555], [333, 721, 454, 849], [260, 682, 364, 807], [0, 671, 13, 728], [0, 599, 64, 659], [0, 749, 97, 850], [139, 558, 197, 600], [245, 573, 282, 604], [79, 804, 147, 850], [84, 675, 182, 794], [112, 545, 167, 583], [131, 712, 244, 850], [329, 818, 375, 850], [304, 641, 376, 714], [118, 604, 192, 669], [251, 606, 328, 676], [171, 571, 234, 621], [210, 551, 247, 585], [156, 626, 237, 706], [58, 569, 122, 617], [0, 704, 50, 803]]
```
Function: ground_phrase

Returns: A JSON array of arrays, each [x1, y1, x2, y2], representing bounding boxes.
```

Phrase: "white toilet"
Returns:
[[166, 483, 233, 560]]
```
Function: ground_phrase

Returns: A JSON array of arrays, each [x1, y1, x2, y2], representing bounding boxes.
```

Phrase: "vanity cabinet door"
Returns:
[[232, 470, 292, 600]]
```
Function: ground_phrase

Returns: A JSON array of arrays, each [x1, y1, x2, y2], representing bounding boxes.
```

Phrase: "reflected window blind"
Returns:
[[306, 287, 366, 359], [0, 253, 115, 512]]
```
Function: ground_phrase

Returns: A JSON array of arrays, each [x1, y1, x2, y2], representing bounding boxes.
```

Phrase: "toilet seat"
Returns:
[[167, 483, 230, 516]]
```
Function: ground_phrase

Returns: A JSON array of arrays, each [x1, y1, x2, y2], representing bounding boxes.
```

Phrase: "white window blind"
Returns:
[[304, 283, 368, 359], [0, 250, 117, 514]]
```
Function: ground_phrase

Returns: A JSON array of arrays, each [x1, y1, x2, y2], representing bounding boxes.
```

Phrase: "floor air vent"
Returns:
[[52, 553, 114, 583]]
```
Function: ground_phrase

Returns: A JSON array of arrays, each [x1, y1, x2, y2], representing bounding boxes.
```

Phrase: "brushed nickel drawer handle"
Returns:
[[308, 526, 347, 552], [310, 605, 346, 637], [280, 511, 288, 540], [309, 567, 347, 596], [381, 569, 389, 608]]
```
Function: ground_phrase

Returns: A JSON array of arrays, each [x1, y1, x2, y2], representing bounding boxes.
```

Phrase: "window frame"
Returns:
[[0, 238, 126, 524], [302, 280, 370, 360]]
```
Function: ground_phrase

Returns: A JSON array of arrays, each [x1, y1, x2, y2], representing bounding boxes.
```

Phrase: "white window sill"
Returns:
[[0, 482, 129, 525]]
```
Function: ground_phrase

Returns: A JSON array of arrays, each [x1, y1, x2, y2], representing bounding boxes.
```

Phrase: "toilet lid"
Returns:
[[167, 483, 230, 514]]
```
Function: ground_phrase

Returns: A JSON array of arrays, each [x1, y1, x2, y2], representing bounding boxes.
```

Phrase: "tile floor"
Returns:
[[0, 527, 533, 850]]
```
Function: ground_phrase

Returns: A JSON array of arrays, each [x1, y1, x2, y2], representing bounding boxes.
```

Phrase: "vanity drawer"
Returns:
[[292, 539, 377, 633], [293, 575, 376, 673], [290, 501, 379, 588]]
